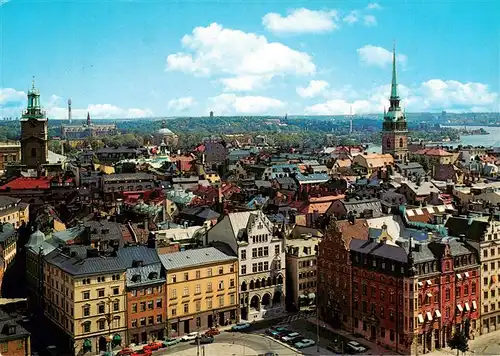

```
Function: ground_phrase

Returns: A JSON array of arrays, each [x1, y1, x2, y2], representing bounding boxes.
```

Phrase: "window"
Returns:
[[183, 287, 189, 296], [171, 289, 177, 299], [147, 301, 154, 310], [83, 304, 90, 316], [147, 287, 153, 295], [218, 281, 224, 290], [207, 282, 212, 292], [132, 303, 137, 313], [183, 304, 189, 313], [140, 302, 146, 312], [445, 288, 450, 301], [196, 270, 201, 279], [171, 307, 177, 316], [83, 322, 91, 333], [98, 319, 106, 330], [219, 267, 224, 275], [196, 301, 201, 312], [241, 250, 247, 260], [275, 245, 280, 255], [219, 296, 224, 307], [195, 284, 201, 294], [184, 272, 189, 281], [472, 282, 476, 295], [241, 265, 246, 275], [98, 289, 105, 297], [230, 294, 235, 305], [230, 279, 235, 288], [83, 291, 90, 300], [207, 268, 212, 277], [31, 147, 36, 158], [98, 303, 105, 314], [148, 316, 154, 325], [156, 298, 162, 308], [252, 264, 257, 273], [113, 287, 119, 295], [140, 318, 146, 326], [207, 298, 212, 309], [113, 300, 119, 311], [171, 275, 177, 283], [156, 315, 162, 323]]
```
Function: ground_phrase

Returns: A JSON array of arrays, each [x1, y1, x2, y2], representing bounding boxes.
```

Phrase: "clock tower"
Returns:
[[382, 44, 408, 161], [20, 79, 48, 169]]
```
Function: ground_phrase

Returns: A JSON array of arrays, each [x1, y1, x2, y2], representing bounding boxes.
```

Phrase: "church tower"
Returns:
[[20, 79, 48, 169], [382, 44, 408, 161]]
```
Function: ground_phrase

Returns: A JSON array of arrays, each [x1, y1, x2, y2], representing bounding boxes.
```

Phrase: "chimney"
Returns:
[[459, 233, 466, 242], [427, 232, 433, 241]]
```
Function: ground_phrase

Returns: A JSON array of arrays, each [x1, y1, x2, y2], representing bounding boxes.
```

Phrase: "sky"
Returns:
[[0, 0, 499, 119]]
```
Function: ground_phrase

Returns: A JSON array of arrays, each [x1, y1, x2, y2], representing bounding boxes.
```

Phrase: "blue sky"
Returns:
[[0, 0, 499, 119]]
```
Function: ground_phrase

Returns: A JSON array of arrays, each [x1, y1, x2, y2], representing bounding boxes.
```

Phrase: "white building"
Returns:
[[207, 211, 286, 321]]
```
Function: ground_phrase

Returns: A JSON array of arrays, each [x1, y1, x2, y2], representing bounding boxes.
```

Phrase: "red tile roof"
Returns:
[[0, 177, 51, 190], [414, 148, 453, 156]]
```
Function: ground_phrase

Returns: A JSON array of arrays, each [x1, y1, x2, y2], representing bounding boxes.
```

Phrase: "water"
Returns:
[[365, 125, 500, 154]]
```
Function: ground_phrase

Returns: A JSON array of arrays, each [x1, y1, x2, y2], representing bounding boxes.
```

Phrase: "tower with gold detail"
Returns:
[[20, 79, 48, 168], [382, 44, 408, 161]]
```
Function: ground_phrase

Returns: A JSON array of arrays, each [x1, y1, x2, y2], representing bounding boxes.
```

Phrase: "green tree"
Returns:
[[447, 330, 469, 356]]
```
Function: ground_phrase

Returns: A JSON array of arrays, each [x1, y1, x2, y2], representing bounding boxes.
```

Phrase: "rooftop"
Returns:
[[159, 247, 236, 271]]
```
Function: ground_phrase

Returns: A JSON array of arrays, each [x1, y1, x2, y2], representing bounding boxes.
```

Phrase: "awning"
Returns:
[[426, 312, 433, 321], [308, 293, 316, 299], [435, 310, 441, 318], [427, 292, 433, 298], [456, 274, 462, 280], [465, 303, 470, 311], [464, 272, 470, 278], [83, 339, 92, 348], [472, 301, 477, 310], [426, 280, 432, 286], [418, 314, 424, 323], [457, 304, 463, 312], [418, 281, 423, 287]]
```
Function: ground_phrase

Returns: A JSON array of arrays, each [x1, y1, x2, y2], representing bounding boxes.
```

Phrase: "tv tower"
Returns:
[[68, 99, 72, 124]]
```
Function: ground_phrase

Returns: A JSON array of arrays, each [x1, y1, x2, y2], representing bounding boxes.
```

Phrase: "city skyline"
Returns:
[[0, 0, 499, 119]]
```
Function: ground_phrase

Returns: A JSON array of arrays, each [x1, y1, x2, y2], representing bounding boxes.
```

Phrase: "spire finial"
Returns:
[[31, 76, 36, 90], [390, 40, 398, 99]]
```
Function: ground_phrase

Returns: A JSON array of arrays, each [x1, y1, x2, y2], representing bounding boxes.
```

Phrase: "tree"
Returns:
[[447, 329, 469, 356]]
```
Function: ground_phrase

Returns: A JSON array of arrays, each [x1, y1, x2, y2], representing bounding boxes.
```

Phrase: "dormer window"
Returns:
[[148, 272, 158, 280], [132, 274, 141, 282]]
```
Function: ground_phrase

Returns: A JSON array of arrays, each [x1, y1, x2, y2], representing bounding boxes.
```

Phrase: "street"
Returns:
[[427, 331, 500, 356]]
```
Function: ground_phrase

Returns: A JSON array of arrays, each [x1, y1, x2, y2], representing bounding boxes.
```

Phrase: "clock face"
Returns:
[[29, 119, 38, 128]]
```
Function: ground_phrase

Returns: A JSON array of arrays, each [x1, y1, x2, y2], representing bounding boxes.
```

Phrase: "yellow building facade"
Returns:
[[159, 247, 239, 336], [44, 247, 128, 356], [0, 196, 29, 228]]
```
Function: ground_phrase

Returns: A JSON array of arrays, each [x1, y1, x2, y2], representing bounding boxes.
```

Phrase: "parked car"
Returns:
[[281, 332, 301, 343], [199, 336, 215, 344], [143, 341, 163, 351], [231, 322, 251, 331], [181, 332, 199, 341], [132, 350, 152, 356], [162, 338, 181, 347], [117, 348, 135, 356], [327, 344, 343, 353], [294, 339, 316, 349], [267, 327, 287, 337], [272, 329, 290, 339], [346, 341, 367, 354], [205, 327, 220, 336]]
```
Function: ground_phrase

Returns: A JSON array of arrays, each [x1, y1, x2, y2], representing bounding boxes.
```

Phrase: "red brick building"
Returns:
[[0, 311, 31, 356], [317, 217, 369, 330]]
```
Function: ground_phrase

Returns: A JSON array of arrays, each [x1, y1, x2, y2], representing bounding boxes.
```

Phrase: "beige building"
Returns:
[[44, 246, 129, 355], [0, 196, 29, 228], [0, 143, 21, 171], [159, 247, 239, 336], [352, 153, 394, 176], [285, 226, 322, 311]]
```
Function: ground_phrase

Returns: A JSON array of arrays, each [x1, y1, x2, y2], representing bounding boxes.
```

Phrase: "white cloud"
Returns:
[[220, 75, 272, 92], [366, 3, 381, 10], [167, 97, 195, 112], [209, 94, 285, 114], [166, 23, 315, 92], [304, 79, 499, 114], [343, 11, 359, 25], [262, 8, 339, 34], [357, 45, 407, 68], [363, 15, 377, 27], [0, 0, 11, 6], [296, 80, 330, 98], [0, 87, 153, 119]]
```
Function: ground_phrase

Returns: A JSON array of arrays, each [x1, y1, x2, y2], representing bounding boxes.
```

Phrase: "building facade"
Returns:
[[207, 211, 286, 322], [0, 310, 31, 356], [381, 46, 408, 161], [0, 196, 29, 229], [159, 247, 239, 337], [0, 143, 21, 171]]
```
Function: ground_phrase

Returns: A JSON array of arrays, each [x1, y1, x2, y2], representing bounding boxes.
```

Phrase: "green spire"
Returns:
[[390, 41, 398, 99]]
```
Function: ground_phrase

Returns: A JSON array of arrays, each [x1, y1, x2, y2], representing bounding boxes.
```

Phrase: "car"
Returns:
[[294, 339, 316, 349], [117, 348, 135, 356], [281, 332, 301, 343], [205, 327, 220, 336], [143, 342, 163, 351], [162, 338, 181, 347], [181, 332, 199, 341], [258, 353, 279, 356], [327, 344, 343, 353], [346, 341, 367, 354], [231, 322, 251, 331], [267, 327, 287, 337], [132, 350, 152, 356], [199, 336, 215, 344], [271, 329, 290, 339]]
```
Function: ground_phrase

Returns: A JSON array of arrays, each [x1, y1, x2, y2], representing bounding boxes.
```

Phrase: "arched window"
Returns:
[[386, 138, 391, 148], [31, 147, 37, 157], [399, 137, 404, 148]]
